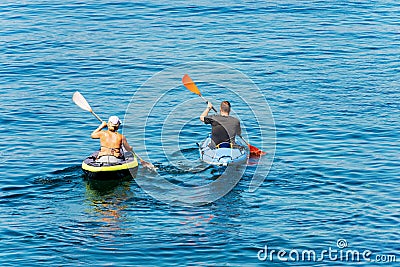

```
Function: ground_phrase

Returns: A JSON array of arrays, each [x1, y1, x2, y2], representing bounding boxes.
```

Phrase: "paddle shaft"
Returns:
[[91, 111, 103, 123], [200, 95, 218, 113]]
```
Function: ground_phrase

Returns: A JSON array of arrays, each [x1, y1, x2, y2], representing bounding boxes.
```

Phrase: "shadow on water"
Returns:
[[84, 168, 138, 195], [33, 165, 83, 186]]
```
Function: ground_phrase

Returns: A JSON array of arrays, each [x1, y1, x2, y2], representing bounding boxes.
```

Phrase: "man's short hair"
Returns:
[[220, 101, 231, 114]]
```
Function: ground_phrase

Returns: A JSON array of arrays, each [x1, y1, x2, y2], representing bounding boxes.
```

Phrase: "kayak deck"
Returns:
[[82, 151, 138, 180], [199, 135, 249, 166]]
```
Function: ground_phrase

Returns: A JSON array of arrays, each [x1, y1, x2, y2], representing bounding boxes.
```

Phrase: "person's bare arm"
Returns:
[[122, 135, 133, 152], [91, 122, 107, 139], [200, 102, 213, 122]]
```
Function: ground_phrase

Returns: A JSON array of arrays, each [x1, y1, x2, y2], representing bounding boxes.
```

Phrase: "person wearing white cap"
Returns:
[[90, 115, 132, 163]]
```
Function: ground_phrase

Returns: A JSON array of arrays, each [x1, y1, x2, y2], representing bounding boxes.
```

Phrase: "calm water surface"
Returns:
[[1, 1, 399, 266]]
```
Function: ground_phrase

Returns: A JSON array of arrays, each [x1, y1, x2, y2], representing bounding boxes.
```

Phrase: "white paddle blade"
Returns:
[[72, 91, 92, 112], [141, 160, 158, 172]]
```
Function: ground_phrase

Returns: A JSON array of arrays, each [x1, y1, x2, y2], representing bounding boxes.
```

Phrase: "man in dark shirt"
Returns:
[[200, 100, 242, 148]]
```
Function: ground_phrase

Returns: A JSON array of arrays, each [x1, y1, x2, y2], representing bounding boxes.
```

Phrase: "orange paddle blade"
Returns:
[[182, 74, 201, 96], [249, 144, 266, 156]]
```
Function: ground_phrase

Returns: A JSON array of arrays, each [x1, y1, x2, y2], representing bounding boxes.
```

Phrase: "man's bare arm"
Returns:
[[200, 102, 213, 122]]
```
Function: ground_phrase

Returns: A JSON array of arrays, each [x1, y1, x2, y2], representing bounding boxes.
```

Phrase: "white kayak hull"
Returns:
[[198, 135, 249, 166]]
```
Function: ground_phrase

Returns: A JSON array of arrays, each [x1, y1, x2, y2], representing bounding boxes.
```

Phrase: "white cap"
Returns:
[[108, 116, 121, 125]]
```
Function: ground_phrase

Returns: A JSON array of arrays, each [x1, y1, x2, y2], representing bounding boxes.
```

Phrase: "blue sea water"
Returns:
[[1, 0, 399, 266]]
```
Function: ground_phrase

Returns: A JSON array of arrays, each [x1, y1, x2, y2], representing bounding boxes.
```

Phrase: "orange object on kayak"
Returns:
[[249, 144, 266, 156]]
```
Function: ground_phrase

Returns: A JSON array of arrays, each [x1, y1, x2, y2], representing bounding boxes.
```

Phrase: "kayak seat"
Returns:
[[216, 142, 232, 148], [218, 155, 233, 162]]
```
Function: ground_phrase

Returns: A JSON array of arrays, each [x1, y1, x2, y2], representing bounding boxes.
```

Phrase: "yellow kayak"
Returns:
[[82, 151, 138, 180]]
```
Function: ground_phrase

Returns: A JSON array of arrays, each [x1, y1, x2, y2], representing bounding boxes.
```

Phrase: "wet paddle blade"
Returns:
[[239, 136, 266, 157], [182, 74, 201, 96], [73, 91, 92, 112], [140, 159, 158, 172], [249, 144, 266, 156]]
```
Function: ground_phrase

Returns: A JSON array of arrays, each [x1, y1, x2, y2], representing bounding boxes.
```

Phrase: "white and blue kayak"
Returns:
[[198, 135, 249, 166]]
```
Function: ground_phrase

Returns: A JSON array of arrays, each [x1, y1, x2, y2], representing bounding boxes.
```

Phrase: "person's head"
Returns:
[[107, 115, 121, 132], [220, 101, 231, 115]]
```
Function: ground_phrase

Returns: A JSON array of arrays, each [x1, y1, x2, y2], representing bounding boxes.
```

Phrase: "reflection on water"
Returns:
[[84, 169, 138, 233]]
